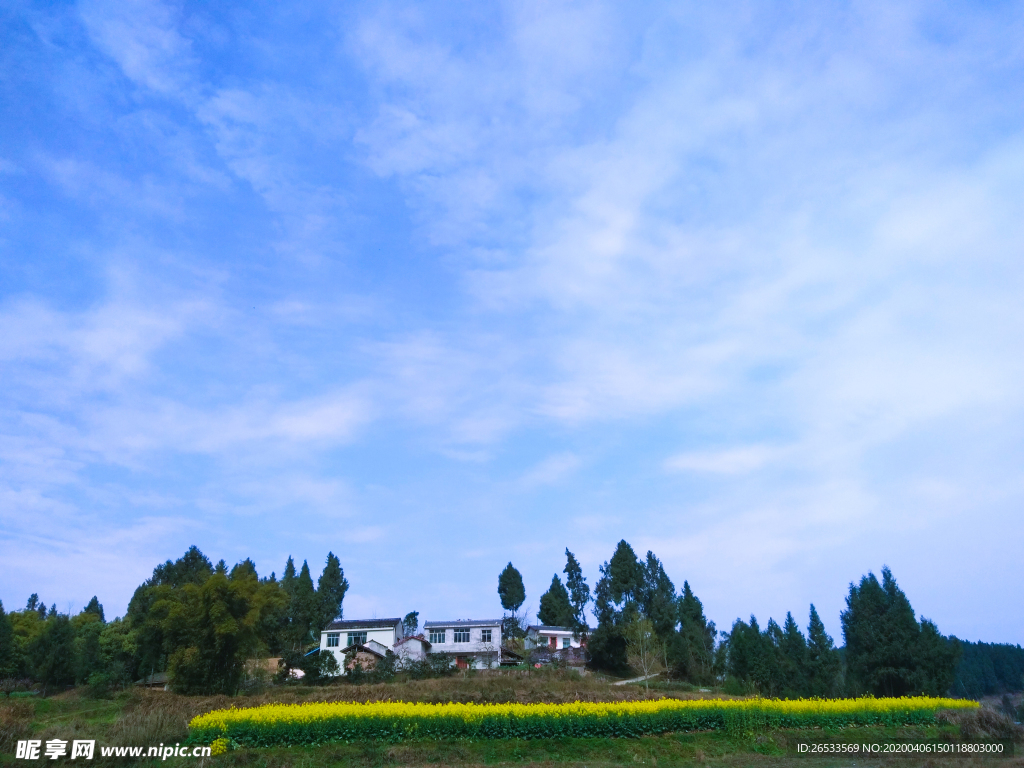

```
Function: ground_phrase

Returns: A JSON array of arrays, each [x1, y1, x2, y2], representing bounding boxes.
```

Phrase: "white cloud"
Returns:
[[665, 446, 778, 475], [519, 452, 581, 488]]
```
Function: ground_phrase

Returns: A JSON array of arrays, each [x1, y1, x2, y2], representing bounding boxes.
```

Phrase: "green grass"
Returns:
[[2, 678, 1020, 767]]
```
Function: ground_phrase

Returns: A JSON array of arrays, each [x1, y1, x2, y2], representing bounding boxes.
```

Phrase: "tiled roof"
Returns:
[[342, 643, 387, 658], [424, 619, 503, 628], [527, 625, 578, 633], [395, 634, 431, 648], [325, 618, 401, 630]]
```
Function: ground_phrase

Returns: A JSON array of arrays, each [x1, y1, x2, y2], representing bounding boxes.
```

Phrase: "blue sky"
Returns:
[[1, 0, 1023, 645]]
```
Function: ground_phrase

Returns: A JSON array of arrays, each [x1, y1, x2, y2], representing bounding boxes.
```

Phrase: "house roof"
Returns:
[[527, 625, 576, 633], [342, 643, 387, 659], [395, 633, 431, 648], [324, 618, 402, 631], [424, 619, 503, 628]]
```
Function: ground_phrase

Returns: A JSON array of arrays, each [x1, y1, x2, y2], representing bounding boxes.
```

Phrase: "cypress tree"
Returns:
[[497, 563, 526, 613], [676, 581, 716, 684], [842, 567, 923, 696], [83, 596, 104, 622], [537, 575, 574, 627], [563, 549, 591, 632], [780, 612, 808, 696], [640, 552, 677, 640], [589, 541, 644, 670], [806, 604, 842, 696], [289, 560, 317, 648], [316, 552, 349, 633]]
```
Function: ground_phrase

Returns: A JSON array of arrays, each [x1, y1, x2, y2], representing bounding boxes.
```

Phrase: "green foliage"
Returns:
[[287, 561, 318, 649], [497, 562, 526, 613], [805, 604, 842, 697], [83, 597, 104, 622], [842, 566, 961, 697], [589, 541, 643, 671], [537, 575, 574, 627], [563, 549, 591, 634], [315, 552, 349, 635], [674, 582, 716, 684], [952, 638, 1024, 697], [30, 614, 76, 689], [153, 568, 287, 695], [0, 600, 17, 679], [403, 611, 419, 637]]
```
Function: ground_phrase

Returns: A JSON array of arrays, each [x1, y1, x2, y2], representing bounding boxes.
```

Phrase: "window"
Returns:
[[453, 628, 470, 643], [429, 628, 446, 644], [346, 631, 367, 647], [480, 629, 492, 643], [562, 637, 570, 649], [326, 633, 340, 648]]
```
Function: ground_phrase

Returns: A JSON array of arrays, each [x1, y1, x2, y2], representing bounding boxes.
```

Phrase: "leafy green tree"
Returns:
[[71, 608, 105, 686], [403, 611, 419, 637], [537, 575, 574, 627], [623, 615, 665, 689], [159, 569, 287, 695], [98, 618, 138, 690], [315, 552, 349, 634], [806, 604, 842, 696], [563, 549, 591, 633]]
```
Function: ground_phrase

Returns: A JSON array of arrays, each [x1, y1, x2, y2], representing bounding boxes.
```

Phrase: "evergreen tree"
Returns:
[[288, 560, 317, 648], [537, 575, 574, 627], [26, 594, 40, 612], [915, 618, 961, 695], [806, 604, 842, 696], [214, 560, 228, 575], [83, 596, 105, 622], [640, 552, 678, 640], [315, 552, 349, 633], [0, 600, 16, 678], [675, 581, 717, 684], [30, 614, 76, 690], [779, 612, 808, 696], [281, 556, 297, 599], [842, 566, 958, 697], [497, 562, 526, 613], [589, 540, 644, 670], [229, 559, 258, 581], [403, 611, 419, 637], [563, 549, 591, 633]]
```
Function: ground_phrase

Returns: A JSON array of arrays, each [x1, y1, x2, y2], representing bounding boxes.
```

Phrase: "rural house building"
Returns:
[[423, 619, 503, 669], [525, 625, 584, 650], [319, 618, 403, 671], [393, 634, 431, 664]]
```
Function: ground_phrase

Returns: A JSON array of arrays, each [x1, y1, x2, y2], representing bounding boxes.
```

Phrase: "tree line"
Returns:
[[500, 541, 985, 698], [0, 546, 352, 696]]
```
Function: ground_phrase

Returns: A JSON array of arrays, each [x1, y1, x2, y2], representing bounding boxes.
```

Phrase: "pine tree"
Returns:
[[675, 581, 716, 684], [83, 596, 105, 622], [589, 540, 644, 671], [806, 604, 842, 696], [780, 611, 808, 696], [842, 567, 922, 696], [290, 561, 317, 648], [537, 575, 574, 627], [315, 552, 349, 633], [563, 549, 591, 633], [915, 618, 961, 695], [640, 552, 677, 639], [498, 562, 526, 639]]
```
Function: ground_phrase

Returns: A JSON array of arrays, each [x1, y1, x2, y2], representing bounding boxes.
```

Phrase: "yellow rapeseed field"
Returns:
[[189, 696, 977, 746]]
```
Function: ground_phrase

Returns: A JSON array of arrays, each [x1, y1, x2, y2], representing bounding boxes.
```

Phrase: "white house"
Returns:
[[423, 619, 503, 669], [525, 625, 584, 650], [393, 634, 431, 664], [320, 618, 403, 672]]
